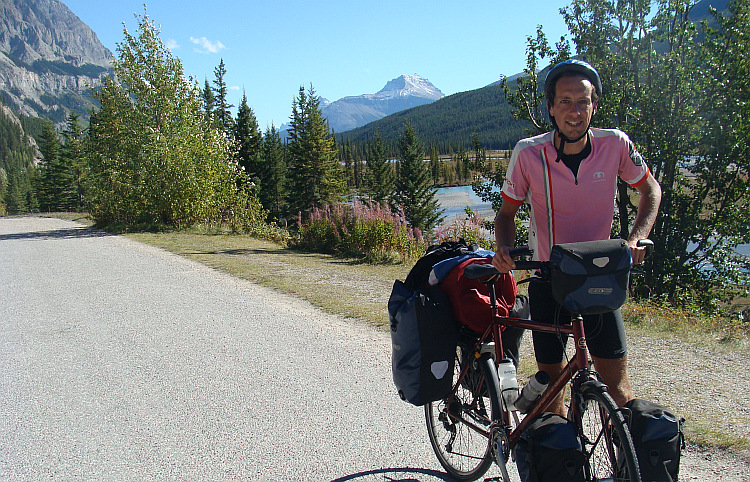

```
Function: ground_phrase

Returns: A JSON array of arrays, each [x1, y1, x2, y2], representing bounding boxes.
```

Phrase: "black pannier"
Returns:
[[388, 281, 457, 406], [549, 239, 632, 315], [515, 413, 586, 482], [622, 399, 685, 482]]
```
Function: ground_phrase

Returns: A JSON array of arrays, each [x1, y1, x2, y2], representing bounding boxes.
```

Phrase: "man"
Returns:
[[492, 59, 661, 415]]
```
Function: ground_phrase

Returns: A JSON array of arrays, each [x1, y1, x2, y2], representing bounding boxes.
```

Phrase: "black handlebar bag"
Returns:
[[549, 239, 632, 315]]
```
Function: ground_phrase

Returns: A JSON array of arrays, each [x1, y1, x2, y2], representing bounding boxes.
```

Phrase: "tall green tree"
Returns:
[[37, 120, 61, 211], [234, 91, 262, 182], [393, 122, 442, 233], [61, 111, 85, 210], [258, 124, 287, 220], [86, 10, 253, 229], [286, 85, 345, 216], [201, 77, 216, 120], [212, 58, 234, 136], [38, 117, 80, 212], [364, 133, 393, 206]]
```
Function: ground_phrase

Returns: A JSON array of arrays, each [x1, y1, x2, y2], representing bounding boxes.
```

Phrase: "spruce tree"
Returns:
[[212, 59, 234, 136], [393, 122, 442, 232], [286, 85, 345, 216], [364, 133, 393, 206], [201, 77, 215, 120], [61, 111, 84, 210], [258, 124, 286, 220], [37, 120, 60, 211], [234, 92, 262, 182]]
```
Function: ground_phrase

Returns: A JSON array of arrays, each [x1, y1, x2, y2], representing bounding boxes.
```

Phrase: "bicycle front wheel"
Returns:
[[574, 383, 641, 482], [424, 344, 495, 481]]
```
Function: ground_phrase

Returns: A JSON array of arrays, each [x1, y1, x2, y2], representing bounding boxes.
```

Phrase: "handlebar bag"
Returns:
[[549, 239, 632, 315]]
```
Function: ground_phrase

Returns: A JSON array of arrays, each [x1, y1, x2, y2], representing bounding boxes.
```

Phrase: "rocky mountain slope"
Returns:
[[0, 0, 114, 125]]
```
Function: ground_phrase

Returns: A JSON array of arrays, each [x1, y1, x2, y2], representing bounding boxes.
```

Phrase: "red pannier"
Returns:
[[440, 257, 519, 334]]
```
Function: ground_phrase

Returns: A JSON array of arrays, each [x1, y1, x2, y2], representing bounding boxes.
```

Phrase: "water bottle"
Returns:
[[514, 371, 550, 414], [497, 359, 519, 411]]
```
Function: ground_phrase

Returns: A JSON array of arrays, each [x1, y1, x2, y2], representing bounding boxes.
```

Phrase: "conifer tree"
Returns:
[[234, 92, 262, 182], [364, 133, 393, 206], [393, 122, 442, 232], [258, 124, 287, 220], [37, 120, 59, 211], [212, 58, 234, 136], [286, 85, 345, 216], [201, 77, 215, 120], [61, 111, 85, 210]]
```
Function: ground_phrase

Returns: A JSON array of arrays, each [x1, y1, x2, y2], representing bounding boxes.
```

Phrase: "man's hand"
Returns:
[[492, 246, 516, 273], [629, 243, 648, 265]]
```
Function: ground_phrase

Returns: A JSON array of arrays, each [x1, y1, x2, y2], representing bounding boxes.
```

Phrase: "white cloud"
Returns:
[[229, 85, 240, 90], [165, 39, 180, 50], [190, 36, 226, 54]]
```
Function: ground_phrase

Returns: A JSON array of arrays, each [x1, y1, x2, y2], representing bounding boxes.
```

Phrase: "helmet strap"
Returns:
[[552, 117, 590, 163]]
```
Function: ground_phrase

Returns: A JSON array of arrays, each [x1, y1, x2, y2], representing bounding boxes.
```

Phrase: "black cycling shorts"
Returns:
[[529, 279, 627, 365]]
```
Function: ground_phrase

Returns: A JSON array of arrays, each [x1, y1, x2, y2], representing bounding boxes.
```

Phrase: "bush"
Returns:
[[434, 207, 495, 249], [292, 199, 427, 263]]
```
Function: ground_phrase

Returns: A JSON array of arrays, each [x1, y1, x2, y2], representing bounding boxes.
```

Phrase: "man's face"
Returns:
[[548, 75, 598, 141]]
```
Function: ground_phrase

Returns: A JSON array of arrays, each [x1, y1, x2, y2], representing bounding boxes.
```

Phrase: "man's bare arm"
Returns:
[[628, 173, 662, 264], [492, 201, 521, 272]]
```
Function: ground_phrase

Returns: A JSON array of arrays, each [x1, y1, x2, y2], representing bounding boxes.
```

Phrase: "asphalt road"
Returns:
[[1, 217, 747, 481]]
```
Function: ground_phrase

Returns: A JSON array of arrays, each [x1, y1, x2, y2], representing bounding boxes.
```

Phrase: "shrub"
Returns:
[[434, 207, 495, 249], [293, 199, 427, 263]]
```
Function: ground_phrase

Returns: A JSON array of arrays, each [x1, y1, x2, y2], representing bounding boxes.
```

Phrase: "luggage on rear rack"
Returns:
[[388, 239, 526, 406], [388, 239, 479, 406]]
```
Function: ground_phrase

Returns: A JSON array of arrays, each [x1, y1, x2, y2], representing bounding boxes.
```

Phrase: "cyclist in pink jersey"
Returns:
[[492, 60, 662, 415]]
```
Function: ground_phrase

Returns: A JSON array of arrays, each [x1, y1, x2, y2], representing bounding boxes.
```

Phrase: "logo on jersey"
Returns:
[[504, 179, 516, 189], [593, 171, 606, 182], [629, 143, 644, 167]]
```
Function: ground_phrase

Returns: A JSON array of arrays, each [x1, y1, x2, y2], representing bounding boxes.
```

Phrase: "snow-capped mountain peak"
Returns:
[[375, 74, 444, 100]]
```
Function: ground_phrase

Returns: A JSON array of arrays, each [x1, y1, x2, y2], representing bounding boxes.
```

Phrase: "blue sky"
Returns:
[[62, 0, 572, 129]]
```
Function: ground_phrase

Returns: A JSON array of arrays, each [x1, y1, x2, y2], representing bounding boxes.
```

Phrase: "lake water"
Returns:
[[435, 185, 495, 220]]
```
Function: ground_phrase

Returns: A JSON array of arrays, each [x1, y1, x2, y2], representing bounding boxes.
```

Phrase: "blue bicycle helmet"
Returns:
[[544, 59, 603, 157], [544, 59, 603, 102]]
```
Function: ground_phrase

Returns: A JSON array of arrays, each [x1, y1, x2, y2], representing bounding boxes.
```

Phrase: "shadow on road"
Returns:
[[330, 467, 451, 482], [0, 226, 116, 241]]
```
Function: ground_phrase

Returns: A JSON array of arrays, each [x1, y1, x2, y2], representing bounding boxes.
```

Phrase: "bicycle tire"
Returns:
[[573, 382, 641, 482], [424, 344, 496, 481]]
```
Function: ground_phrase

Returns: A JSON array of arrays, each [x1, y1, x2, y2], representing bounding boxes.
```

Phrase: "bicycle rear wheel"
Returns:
[[424, 344, 495, 481], [574, 382, 641, 482]]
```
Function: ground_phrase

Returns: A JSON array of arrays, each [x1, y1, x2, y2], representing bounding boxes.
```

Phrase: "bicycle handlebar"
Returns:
[[464, 239, 654, 281]]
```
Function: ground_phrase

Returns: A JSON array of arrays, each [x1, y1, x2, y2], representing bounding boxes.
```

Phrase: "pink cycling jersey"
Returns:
[[501, 128, 650, 261]]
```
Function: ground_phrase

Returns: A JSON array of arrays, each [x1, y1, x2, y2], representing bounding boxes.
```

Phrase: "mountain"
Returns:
[[0, 0, 114, 125], [338, 81, 530, 152], [321, 74, 444, 133]]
